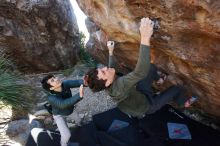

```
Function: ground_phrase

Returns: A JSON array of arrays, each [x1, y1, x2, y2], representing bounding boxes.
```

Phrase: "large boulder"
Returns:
[[77, 0, 220, 118], [0, 119, 41, 145], [0, 0, 80, 73]]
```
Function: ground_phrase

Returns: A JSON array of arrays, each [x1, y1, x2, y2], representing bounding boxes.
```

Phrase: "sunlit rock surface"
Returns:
[[77, 0, 220, 118], [0, 0, 80, 73]]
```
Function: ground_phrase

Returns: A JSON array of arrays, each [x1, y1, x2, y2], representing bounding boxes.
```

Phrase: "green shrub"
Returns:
[[0, 53, 32, 110], [79, 32, 97, 67]]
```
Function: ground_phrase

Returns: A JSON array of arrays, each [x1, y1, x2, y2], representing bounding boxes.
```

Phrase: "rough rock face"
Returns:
[[0, 0, 80, 73], [85, 18, 108, 65], [1, 118, 41, 146], [77, 0, 220, 118]]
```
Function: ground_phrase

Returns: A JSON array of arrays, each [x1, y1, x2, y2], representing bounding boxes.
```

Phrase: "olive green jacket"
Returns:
[[107, 45, 151, 117]]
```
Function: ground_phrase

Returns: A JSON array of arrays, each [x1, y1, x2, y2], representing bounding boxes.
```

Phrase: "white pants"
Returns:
[[53, 115, 71, 146]]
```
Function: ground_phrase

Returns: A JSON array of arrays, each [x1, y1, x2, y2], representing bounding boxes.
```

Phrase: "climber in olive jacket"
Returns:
[[85, 17, 192, 118], [84, 17, 152, 117]]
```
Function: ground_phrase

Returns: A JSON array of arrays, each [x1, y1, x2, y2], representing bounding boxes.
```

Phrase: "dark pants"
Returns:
[[136, 64, 188, 114]]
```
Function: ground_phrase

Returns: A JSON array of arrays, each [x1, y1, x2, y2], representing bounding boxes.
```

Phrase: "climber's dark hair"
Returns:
[[41, 74, 54, 92], [84, 68, 107, 92]]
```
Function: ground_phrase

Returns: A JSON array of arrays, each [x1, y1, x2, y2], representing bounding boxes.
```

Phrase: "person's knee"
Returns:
[[150, 63, 157, 72], [62, 129, 71, 142], [136, 81, 143, 91], [31, 128, 43, 136], [31, 128, 44, 143], [176, 85, 187, 93], [171, 85, 184, 91], [66, 130, 71, 139]]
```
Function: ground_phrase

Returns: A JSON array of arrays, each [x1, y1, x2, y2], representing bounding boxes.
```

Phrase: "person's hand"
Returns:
[[83, 75, 88, 86], [107, 41, 115, 56], [139, 17, 154, 46], [79, 84, 84, 98]]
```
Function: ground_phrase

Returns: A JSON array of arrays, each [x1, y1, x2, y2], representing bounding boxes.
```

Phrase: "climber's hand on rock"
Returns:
[[139, 17, 154, 46], [107, 41, 115, 56], [79, 84, 84, 98]]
